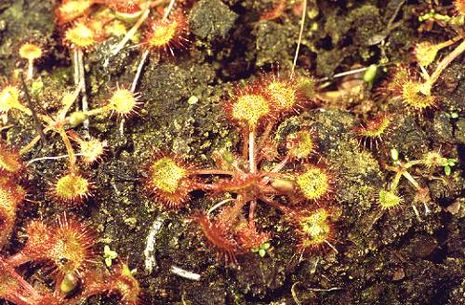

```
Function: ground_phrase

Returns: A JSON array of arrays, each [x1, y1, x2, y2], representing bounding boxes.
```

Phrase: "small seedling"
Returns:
[[252, 242, 271, 257], [103, 245, 118, 267]]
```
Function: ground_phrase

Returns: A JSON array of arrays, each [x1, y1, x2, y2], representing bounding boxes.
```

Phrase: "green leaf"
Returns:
[[105, 257, 112, 267], [390, 148, 399, 161], [445, 165, 451, 176], [363, 65, 378, 84]]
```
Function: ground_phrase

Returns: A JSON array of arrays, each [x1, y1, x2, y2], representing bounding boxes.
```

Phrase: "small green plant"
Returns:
[[252, 242, 271, 257], [103, 245, 119, 267], [379, 148, 456, 220]]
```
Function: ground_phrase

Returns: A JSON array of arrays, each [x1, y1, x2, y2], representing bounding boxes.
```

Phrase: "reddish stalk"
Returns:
[[191, 169, 235, 176], [260, 196, 290, 214]]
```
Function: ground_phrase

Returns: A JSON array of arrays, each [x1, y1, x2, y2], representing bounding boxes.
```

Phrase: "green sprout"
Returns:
[[362, 64, 378, 87], [390, 148, 399, 162], [444, 158, 457, 176], [418, 10, 451, 23], [252, 242, 271, 257], [446, 112, 459, 119], [103, 245, 118, 267]]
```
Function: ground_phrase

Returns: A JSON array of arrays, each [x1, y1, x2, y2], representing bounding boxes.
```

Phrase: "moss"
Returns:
[[255, 20, 293, 67], [385, 115, 429, 159], [189, 0, 238, 42], [346, 5, 383, 46]]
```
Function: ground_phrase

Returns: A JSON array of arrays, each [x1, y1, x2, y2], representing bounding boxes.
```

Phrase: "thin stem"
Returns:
[[192, 182, 223, 192], [1, 114, 7, 125], [82, 105, 111, 117], [27, 59, 34, 80], [260, 196, 290, 214], [131, 49, 150, 93], [403, 159, 423, 169], [249, 130, 256, 173], [208, 198, 236, 215], [20, 125, 54, 155], [412, 204, 421, 222], [257, 121, 273, 156], [77, 48, 89, 132], [66, 129, 82, 143], [423, 201, 431, 215], [419, 35, 463, 80], [402, 171, 420, 190], [122, 49, 152, 136], [291, 282, 303, 305], [423, 38, 465, 94], [111, 3, 151, 56], [264, 171, 293, 180], [5, 252, 30, 268], [242, 129, 249, 162], [2, 262, 48, 305], [26, 153, 84, 166], [291, 0, 307, 79], [436, 35, 462, 50], [149, 0, 166, 7], [271, 155, 289, 173], [221, 194, 246, 224], [57, 128, 76, 171], [19, 73, 46, 145], [59, 81, 82, 120], [192, 169, 235, 176], [389, 171, 403, 191], [323, 240, 339, 254], [20, 135, 39, 155], [317, 66, 369, 83], [73, 49, 79, 91], [248, 200, 257, 222], [419, 64, 430, 81], [0, 124, 13, 132], [119, 118, 125, 137], [163, 0, 176, 20], [170, 265, 201, 281]]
